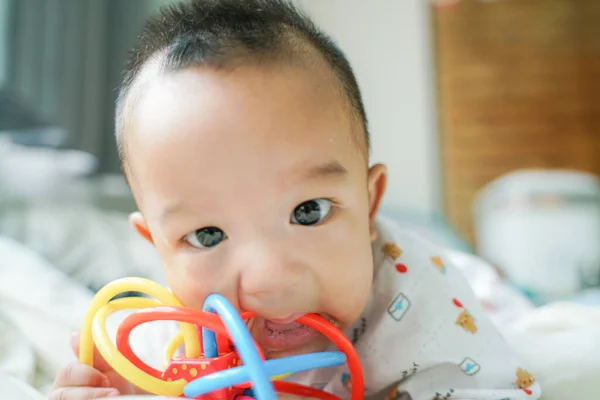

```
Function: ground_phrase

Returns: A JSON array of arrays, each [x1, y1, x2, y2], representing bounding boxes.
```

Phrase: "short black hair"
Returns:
[[115, 0, 369, 167]]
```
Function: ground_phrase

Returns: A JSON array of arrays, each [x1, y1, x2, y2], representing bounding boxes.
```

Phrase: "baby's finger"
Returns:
[[53, 361, 111, 389], [48, 387, 120, 400]]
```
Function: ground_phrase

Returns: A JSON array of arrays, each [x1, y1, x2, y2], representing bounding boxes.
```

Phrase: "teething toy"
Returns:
[[79, 277, 363, 399]]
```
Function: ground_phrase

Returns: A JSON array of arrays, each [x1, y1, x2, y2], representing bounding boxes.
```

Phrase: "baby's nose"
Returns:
[[236, 243, 317, 318]]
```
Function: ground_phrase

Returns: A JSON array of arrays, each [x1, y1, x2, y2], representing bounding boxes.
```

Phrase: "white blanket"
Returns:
[[0, 236, 94, 394], [504, 302, 600, 400], [0, 203, 165, 397]]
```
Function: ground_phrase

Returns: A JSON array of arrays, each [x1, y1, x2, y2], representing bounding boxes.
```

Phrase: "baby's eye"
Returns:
[[290, 198, 332, 226], [184, 227, 227, 248]]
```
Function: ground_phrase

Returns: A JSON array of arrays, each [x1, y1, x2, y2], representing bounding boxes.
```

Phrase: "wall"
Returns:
[[298, 0, 441, 214]]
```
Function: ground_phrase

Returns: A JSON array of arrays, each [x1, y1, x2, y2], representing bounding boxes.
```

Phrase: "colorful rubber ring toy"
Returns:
[[79, 277, 364, 399]]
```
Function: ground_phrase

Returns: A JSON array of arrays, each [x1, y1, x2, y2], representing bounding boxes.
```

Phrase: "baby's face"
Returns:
[[125, 61, 386, 358]]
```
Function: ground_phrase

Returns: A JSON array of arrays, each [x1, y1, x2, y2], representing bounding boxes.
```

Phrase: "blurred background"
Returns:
[[0, 0, 599, 399]]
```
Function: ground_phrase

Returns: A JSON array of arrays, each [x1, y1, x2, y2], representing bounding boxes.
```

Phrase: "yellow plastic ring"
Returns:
[[93, 298, 187, 396], [79, 277, 200, 368], [164, 331, 185, 369]]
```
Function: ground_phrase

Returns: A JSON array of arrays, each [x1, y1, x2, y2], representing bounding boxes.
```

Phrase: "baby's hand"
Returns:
[[49, 331, 144, 399]]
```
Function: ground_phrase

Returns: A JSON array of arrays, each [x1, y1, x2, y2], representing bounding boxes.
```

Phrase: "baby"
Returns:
[[49, 0, 541, 399]]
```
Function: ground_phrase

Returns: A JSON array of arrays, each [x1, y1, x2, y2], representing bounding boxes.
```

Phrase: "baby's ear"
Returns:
[[367, 163, 387, 240], [129, 211, 154, 244]]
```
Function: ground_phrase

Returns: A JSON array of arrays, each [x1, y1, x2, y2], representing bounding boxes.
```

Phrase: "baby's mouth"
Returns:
[[249, 313, 338, 354]]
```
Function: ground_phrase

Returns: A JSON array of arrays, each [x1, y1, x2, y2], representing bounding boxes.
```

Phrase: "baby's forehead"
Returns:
[[119, 54, 366, 168], [123, 63, 365, 192]]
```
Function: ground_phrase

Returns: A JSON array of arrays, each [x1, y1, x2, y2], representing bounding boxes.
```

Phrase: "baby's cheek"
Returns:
[[326, 246, 373, 325], [163, 261, 212, 308]]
